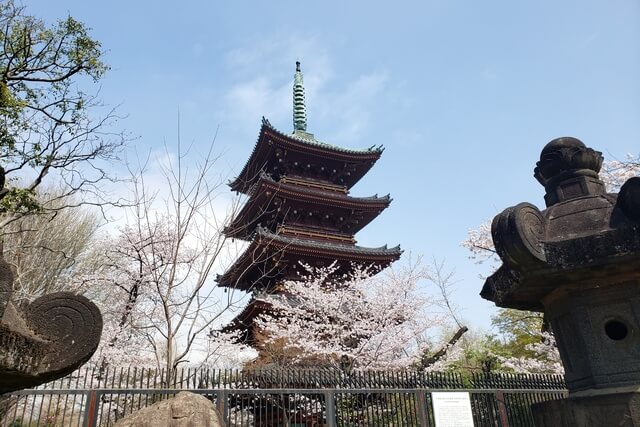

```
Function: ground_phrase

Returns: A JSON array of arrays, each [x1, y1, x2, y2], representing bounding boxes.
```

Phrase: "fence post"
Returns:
[[324, 390, 337, 427], [417, 390, 429, 426], [495, 390, 510, 427], [83, 390, 99, 427], [217, 390, 228, 423]]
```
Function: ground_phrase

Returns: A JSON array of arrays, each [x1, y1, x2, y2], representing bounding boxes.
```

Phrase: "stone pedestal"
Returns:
[[545, 283, 640, 393], [532, 392, 640, 426]]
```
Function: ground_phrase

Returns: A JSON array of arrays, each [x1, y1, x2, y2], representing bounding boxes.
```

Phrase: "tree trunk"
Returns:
[[419, 326, 468, 369]]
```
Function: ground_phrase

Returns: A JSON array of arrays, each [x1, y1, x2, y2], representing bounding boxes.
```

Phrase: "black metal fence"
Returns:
[[0, 368, 567, 426]]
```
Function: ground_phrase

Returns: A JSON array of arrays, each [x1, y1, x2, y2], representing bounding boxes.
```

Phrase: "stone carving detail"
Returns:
[[492, 202, 546, 269], [26, 293, 102, 368], [533, 137, 606, 206], [0, 259, 102, 393], [533, 136, 603, 186], [482, 137, 639, 311]]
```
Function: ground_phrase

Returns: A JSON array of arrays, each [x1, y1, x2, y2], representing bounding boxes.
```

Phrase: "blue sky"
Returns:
[[27, 0, 640, 331]]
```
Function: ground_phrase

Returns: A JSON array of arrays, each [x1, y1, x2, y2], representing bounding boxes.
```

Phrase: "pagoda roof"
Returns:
[[220, 297, 272, 343], [229, 118, 384, 194], [217, 227, 401, 291], [225, 172, 392, 240], [221, 293, 300, 344]]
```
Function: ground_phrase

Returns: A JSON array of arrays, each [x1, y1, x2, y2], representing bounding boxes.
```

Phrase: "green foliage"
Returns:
[[433, 336, 501, 374], [336, 393, 421, 426], [489, 308, 545, 360], [427, 310, 554, 374], [0, 187, 39, 213], [0, 0, 121, 223], [0, 1, 107, 128], [457, 344, 501, 374]]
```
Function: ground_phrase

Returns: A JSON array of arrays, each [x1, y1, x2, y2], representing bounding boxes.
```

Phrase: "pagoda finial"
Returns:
[[293, 61, 307, 132]]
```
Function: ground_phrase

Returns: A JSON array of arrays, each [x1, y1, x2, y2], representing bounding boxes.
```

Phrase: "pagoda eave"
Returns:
[[221, 298, 273, 344], [225, 174, 391, 240], [229, 118, 383, 194], [217, 229, 402, 291]]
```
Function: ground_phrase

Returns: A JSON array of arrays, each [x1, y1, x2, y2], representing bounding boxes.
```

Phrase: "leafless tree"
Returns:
[[87, 132, 279, 384], [1, 189, 102, 303]]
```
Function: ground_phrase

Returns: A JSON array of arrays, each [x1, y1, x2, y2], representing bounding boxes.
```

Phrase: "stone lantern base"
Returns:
[[532, 391, 640, 426]]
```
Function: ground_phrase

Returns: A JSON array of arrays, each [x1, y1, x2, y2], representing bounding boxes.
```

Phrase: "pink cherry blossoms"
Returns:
[[255, 260, 450, 370]]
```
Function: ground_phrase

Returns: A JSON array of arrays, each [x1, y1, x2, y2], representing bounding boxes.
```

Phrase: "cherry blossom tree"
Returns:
[[460, 219, 495, 266], [498, 331, 562, 374], [255, 259, 459, 370], [80, 138, 258, 383], [600, 154, 640, 192]]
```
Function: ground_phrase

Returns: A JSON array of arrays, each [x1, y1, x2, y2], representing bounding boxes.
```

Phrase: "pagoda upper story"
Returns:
[[230, 62, 384, 195], [228, 117, 385, 194], [218, 62, 401, 293], [225, 171, 392, 241]]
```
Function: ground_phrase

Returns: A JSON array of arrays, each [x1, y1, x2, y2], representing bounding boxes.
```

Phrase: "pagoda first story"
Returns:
[[217, 119, 401, 352]]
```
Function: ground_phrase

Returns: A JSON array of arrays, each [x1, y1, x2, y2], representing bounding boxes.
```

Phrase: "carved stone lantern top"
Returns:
[[534, 137, 605, 206], [481, 137, 640, 311]]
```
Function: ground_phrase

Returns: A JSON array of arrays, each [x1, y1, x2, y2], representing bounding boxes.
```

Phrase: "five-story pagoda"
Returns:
[[218, 62, 401, 344]]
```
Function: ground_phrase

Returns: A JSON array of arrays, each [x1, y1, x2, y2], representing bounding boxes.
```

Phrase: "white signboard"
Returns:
[[432, 392, 475, 427]]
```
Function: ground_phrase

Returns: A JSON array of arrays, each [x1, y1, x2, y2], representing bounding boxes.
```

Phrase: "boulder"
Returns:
[[114, 392, 225, 427]]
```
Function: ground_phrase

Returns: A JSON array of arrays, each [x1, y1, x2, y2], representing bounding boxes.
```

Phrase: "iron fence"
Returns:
[[0, 387, 566, 426], [0, 368, 567, 426], [26, 366, 566, 391]]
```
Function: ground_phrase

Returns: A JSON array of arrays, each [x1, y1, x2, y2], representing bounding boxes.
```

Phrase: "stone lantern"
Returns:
[[481, 137, 640, 426]]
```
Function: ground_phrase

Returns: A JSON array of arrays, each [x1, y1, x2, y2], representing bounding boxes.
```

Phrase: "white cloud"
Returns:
[[224, 35, 333, 82], [219, 33, 389, 147], [221, 35, 333, 130], [224, 76, 291, 126], [317, 71, 388, 144]]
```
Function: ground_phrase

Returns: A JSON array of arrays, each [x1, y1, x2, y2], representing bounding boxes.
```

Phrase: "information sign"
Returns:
[[432, 392, 475, 427]]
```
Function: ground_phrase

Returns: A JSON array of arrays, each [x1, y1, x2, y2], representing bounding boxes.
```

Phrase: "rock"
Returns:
[[114, 392, 225, 427]]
